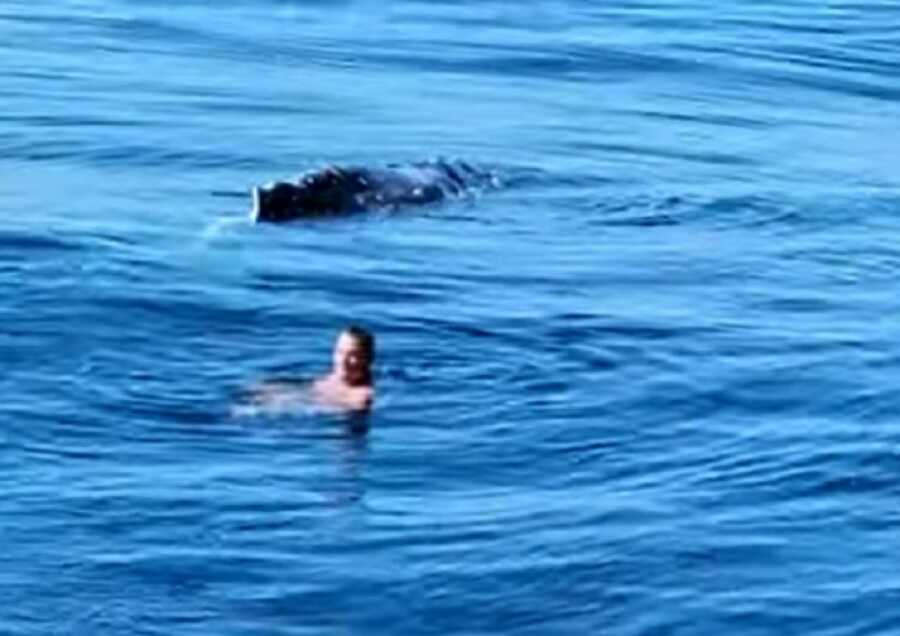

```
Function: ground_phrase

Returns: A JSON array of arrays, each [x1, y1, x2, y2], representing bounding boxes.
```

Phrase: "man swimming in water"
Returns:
[[312, 326, 375, 412], [240, 325, 375, 415]]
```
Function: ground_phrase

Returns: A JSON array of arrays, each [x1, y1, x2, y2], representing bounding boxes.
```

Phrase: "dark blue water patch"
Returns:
[[175, 96, 335, 118], [749, 59, 900, 103], [622, 107, 776, 130], [687, 439, 900, 514], [720, 15, 854, 37], [758, 43, 900, 77], [3, 136, 270, 171], [675, 193, 804, 231], [360, 38, 708, 82], [573, 139, 757, 168], [0, 11, 210, 54], [0, 113, 147, 129], [583, 192, 900, 235], [673, 40, 900, 103], [595, 211, 682, 228], [0, 228, 85, 253], [862, 35, 900, 53], [0, 67, 88, 85], [0, 7, 354, 73]]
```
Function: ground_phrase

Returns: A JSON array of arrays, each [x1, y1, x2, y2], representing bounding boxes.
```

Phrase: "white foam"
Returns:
[[198, 215, 247, 243], [250, 186, 261, 222]]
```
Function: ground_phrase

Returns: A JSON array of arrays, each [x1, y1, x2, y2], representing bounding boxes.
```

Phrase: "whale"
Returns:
[[251, 160, 495, 222]]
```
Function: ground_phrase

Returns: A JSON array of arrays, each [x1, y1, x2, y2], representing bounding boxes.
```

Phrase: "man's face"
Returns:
[[333, 333, 372, 386]]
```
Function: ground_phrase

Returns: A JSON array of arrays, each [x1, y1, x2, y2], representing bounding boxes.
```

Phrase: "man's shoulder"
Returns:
[[346, 386, 374, 411]]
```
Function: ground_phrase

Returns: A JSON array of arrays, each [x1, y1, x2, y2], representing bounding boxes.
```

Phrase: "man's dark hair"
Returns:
[[344, 325, 375, 359]]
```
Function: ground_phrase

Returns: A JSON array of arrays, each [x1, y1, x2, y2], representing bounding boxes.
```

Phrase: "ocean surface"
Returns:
[[3, 1, 900, 633]]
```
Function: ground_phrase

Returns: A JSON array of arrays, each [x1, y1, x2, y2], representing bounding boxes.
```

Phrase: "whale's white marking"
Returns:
[[250, 186, 261, 222]]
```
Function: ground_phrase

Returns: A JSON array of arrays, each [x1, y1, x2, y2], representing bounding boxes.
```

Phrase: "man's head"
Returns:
[[332, 325, 375, 387]]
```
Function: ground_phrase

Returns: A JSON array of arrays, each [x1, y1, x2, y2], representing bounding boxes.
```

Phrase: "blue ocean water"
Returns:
[[3, 0, 900, 633]]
